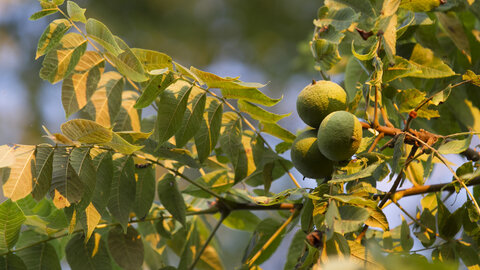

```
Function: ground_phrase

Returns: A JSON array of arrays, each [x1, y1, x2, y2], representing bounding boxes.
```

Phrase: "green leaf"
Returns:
[[103, 132, 143, 155], [189, 67, 266, 90], [156, 80, 192, 143], [107, 155, 136, 230], [351, 40, 379, 61], [90, 150, 113, 214], [17, 242, 61, 270], [391, 133, 405, 176], [221, 210, 260, 232], [244, 218, 284, 265], [32, 146, 54, 201], [61, 119, 113, 144], [133, 165, 155, 218], [238, 100, 290, 123], [107, 226, 144, 270], [438, 136, 472, 154], [310, 38, 341, 72], [173, 62, 203, 83], [66, 233, 112, 270], [436, 12, 471, 61], [194, 97, 223, 163], [50, 148, 84, 208], [131, 48, 174, 72], [76, 203, 101, 242], [62, 51, 105, 118], [69, 147, 96, 209], [221, 88, 281, 107], [175, 86, 207, 147], [260, 122, 295, 143], [29, 9, 58, 20], [348, 240, 381, 268], [325, 195, 378, 208], [219, 112, 248, 183], [400, 219, 413, 251], [408, 44, 456, 78], [134, 72, 175, 109], [0, 254, 27, 269], [104, 38, 147, 82], [430, 86, 451, 106], [383, 56, 421, 82], [36, 19, 71, 59], [0, 200, 26, 250], [39, 33, 87, 84], [365, 207, 389, 231], [301, 197, 314, 233], [85, 71, 124, 128], [67, 1, 86, 23], [2, 145, 36, 201], [335, 205, 370, 234], [400, 0, 441, 11], [330, 163, 381, 183], [157, 173, 186, 226], [397, 89, 440, 119], [85, 18, 122, 56], [113, 90, 141, 132], [182, 170, 232, 198], [116, 130, 152, 143], [283, 230, 307, 270], [463, 70, 480, 87], [313, 7, 359, 31]]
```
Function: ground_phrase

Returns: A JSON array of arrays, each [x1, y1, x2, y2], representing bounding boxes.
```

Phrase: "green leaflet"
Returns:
[[107, 226, 144, 270], [62, 51, 105, 118], [133, 165, 155, 218], [66, 1, 86, 23], [103, 132, 143, 155], [17, 242, 61, 270], [0, 200, 26, 250], [107, 155, 136, 230], [284, 230, 307, 270], [113, 90, 141, 132], [436, 12, 471, 62], [219, 112, 248, 183], [132, 48, 174, 72], [90, 150, 113, 214], [157, 173, 186, 226], [330, 163, 382, 183], [156, 80, 192, 143], [438, 136, 472, 155], [61, 119, 113, 144], [400, 0, 441, 11], [351, 40, 379, 61], [30, 9, 58, 21], [221, 210, 261, 232], [314, 7, 359, 31], [182, 169, 233, 198], [134, 72, 175, 109], [104, 37, 148, 82], [221, 88, 281, 107], [32, 146, 54, 201], [244, 218, 285, 265], [36, 19, 71, 59], [86, 18, 122, 56], [50, 147, 84, 208], [39, 33, 87, 84], [69, 148, 96, 210], [85, 71, 124, 128], [190, 67, 267, 90], [66, 233, 112, 270], [260, 122, 296, 143], [194, 97, 223, 163], [175, 86, 207, 147], [377, 0, 400, 63], [400, 219, 413, 251], [310, 38, 341, 72], [238, 100, 290, 123]]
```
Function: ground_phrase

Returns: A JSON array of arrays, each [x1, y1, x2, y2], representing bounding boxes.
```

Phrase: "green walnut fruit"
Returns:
[[290, 129, 334, 179], [317, 111, 362, 161], [296, 80, 347, 128]]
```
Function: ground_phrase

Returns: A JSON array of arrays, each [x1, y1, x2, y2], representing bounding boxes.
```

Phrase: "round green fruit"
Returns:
[[317, 111, 362, 161], [290, 129, 334, 179], [296, 80, 347, 128]]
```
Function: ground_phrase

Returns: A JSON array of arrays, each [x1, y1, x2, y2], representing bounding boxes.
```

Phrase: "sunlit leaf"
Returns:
[[365, 207, 389, 231], [66, 233, 112, 270], [330, 163, 381, 183], [334, 205, 370, 234], [0, 145, 15, 168], [463, 70, 480, 87], [40, 33, 87, 84], [104, 37, 148, 82], [260, 122, 296, 143], [157, 173, 186, 226], [156, 80, 192, 143], [116, 130, 152, 143], [438, 136, 472, 154], [32, 146, 54, 201], [3, 145, 36, 201], [175, 86, 207, 147], [408, 44, 456, 78], [134, 72, 175, 109], [30, 9, 58, 21], [86, 18, 122, 56], [133, 165, 155, 218], [400, 0, 441, 11], [221, 88, 281, 107], [219, 112, 249, 182], [62, 51, 105, 118], [107, 155, 136, 230], [36, 19, 71, 59], [113, 91, 141, 132], [0, 200, 26, 250], [314, 7, 359, 31], [103, 132, 143, 155], [351, 40, 379, 61], [107, 225, 144, 270], [17, 242, 61, 270], [61, 119, 113, 144], [182, 170, 233, 198], [67, 1, 86, 23], [50, 148, 84, 208], [85, 71, 124, 128], [132, 48, 174, 72], [195, 97, 223, 163], [190, 67, 266, 90], [310, 38, 341, 72], [238, 100, 290, 123]]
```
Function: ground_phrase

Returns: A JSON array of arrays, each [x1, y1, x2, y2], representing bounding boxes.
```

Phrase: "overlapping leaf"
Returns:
[[0, 200, 26, 250], [61, 119, 113, 144], [107, 226, 144, 270], [66, 233, 112, 270], [132, 48, 174, 72], [2, 145, 36, 201], [32, 145, 54, 201], [49, 148, 84, 208], [175, 86, 207, 147], [86, 18, 122, 56], [195, 97, 223, 163], [113, 91, 141, 132], [36, 19, 71, 59], [157, 173, 186, 226]]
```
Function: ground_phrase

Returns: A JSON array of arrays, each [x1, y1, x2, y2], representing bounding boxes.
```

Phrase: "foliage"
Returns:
[[1, 0, 480, 269]]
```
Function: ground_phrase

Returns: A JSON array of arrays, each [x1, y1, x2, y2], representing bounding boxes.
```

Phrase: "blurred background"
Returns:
[[1, 0, 478, 269]]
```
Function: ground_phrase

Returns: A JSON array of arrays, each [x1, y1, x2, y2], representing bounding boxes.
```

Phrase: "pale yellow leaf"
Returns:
[[0, 145, 15, 168], [2, 145, 36, 201], [61, 119, 113, 144]]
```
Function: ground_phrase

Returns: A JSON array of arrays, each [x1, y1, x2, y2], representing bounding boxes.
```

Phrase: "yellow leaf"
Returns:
[[2, 145, 36, 201], [0, 145, 15, 168], [61, 119, 113, 144]]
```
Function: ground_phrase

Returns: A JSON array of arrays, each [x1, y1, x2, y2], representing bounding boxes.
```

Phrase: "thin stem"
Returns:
[[189, 213, 229, 270], [373, 85, 380, 128], [247, 208, 299, 267], [368, 132, 384, 153]]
